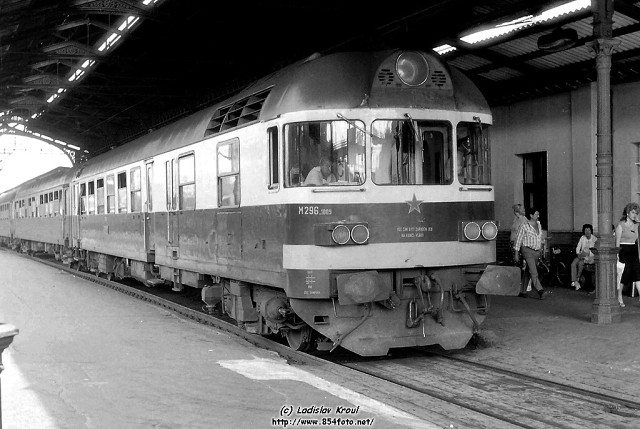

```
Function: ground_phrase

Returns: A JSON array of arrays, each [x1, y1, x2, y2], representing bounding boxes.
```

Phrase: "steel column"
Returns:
[[589, 0, 621, 324]]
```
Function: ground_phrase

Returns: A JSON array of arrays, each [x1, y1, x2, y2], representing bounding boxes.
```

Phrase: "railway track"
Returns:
[[338, 350, 640, 428], [15, 249, 640, 428]]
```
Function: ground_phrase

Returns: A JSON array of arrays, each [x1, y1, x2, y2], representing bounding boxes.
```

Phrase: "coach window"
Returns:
[[53, 191, 58, 216], [117, 172, 128, 213], [43, 193, 49, 216], [146, 162, 153, 212], [79, 183, 87, 215], [217, 139, 239, 207], [371, 120, 452, 185], [178, 154, 195, 210], [268, 126, 279, 189], [166, 159, 176, 210], [130, 167, 141, 212], [97, 178, 105, 214], [285, 120, 365, 187], [107, 174, 116, 213], [87, 182, 95, 214]]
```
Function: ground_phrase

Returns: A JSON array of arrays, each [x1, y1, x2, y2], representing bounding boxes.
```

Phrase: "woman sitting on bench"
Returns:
[[570, 223, 597, 290]]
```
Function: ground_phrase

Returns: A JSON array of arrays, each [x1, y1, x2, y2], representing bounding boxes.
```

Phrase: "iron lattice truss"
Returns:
[[1, 0, 640, 158]]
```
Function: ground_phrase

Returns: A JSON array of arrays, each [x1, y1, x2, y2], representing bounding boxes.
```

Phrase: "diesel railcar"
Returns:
[[0, 50, 514, 356]]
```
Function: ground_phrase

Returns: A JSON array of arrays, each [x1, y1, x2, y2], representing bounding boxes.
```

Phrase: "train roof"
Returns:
[[74, 50, 490, 180], [0, 188, 17, 204], [13, 167, 74, 198]]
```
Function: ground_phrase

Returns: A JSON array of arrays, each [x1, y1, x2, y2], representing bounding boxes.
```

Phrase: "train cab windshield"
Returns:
[[285, 121, 366, 187], [370, 119, 491, 186]]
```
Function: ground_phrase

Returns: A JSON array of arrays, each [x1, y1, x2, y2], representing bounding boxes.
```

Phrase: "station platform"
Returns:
[[0, 249, 639, 428]]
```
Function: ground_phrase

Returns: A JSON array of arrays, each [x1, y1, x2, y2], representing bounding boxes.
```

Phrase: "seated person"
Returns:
[[570, 223, 597, 290], [303, 157, 336, 186]]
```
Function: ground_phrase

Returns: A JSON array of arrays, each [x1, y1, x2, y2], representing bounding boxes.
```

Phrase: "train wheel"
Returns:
[[285, 326, 316, 352]]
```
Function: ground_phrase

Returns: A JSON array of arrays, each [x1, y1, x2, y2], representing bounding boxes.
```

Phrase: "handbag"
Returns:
[[617, 260, 626, 290]]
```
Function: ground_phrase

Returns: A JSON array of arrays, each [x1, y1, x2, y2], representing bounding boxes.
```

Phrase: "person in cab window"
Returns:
[[303, 157, 336, 186], [513, 208, 551, 300]]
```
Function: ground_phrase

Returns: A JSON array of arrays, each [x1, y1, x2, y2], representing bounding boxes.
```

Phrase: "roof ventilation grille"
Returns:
[[205, 88, 272, 137]]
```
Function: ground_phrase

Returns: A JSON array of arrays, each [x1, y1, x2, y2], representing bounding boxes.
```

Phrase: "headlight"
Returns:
[[331, 225, 351, 245], [396, 51, 429, 86], [350, 224, 370, 244], [481, 221, 498, 240], [463, 222, 481, 241]]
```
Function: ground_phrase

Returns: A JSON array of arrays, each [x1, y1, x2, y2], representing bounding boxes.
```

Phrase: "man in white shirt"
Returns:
[[303, 157, 336, 186]]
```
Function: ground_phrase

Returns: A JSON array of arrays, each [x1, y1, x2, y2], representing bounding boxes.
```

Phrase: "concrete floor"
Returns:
[[0, 251, 429, 429], [1, 249, 640, 428]]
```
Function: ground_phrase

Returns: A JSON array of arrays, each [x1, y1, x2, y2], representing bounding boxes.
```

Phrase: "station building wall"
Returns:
[[490, 80, 640, 262]]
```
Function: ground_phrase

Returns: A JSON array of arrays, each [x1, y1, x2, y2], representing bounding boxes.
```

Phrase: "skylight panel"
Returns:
[[434, 44, 457, 55], [460, 0, 590, 45]]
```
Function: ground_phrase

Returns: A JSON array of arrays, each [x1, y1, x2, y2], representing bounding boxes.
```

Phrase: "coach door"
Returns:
[[165, 159, 179, 255], [144, 160, 154, 254], [70, 184, 78, 246], [63, 186, 71, 247]]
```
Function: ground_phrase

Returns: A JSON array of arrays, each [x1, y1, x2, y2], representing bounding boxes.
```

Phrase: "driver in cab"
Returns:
[[304, 157, 336, 186]]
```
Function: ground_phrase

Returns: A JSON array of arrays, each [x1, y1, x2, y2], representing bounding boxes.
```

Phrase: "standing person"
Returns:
[[513, 208, 550, 300], [570, 224, 597, 290], [615, 202, 640, 307], [510, 204, 527, 264]]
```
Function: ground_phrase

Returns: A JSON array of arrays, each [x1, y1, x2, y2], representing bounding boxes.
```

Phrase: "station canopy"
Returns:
[[1, 0, 638, 158]]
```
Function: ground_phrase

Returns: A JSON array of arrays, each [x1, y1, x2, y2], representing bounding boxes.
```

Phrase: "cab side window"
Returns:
[[268, 127, 279, 189]]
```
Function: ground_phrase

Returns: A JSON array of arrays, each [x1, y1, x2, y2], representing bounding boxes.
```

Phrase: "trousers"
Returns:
[[521, 246, 543, 293]]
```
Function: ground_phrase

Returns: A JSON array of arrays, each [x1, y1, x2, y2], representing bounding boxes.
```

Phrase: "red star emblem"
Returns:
[[406, 194, 423, 214]]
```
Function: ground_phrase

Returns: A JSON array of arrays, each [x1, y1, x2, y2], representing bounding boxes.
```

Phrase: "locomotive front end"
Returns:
[[273, 50, 517, 356]]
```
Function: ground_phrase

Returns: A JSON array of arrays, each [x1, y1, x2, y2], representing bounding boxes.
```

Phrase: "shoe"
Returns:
[[619, 301, 626, 308], [539, 290, 550, 300], [571, 281, 576, 288], [575, 282, 581, 291]]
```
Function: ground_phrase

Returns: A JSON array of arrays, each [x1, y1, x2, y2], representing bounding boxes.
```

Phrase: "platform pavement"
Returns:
[[0, 251, 432, 429], [469, 286, 640, 403], [2, 248, 640, 428]]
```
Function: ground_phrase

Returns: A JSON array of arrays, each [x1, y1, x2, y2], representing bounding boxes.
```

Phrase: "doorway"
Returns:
[[522, 152, 548, 229]]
